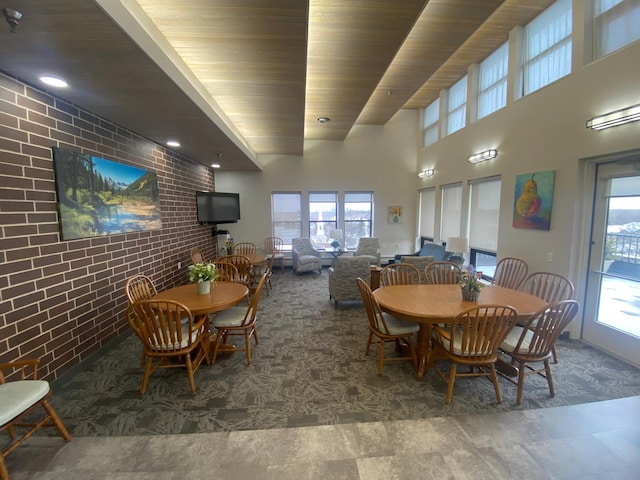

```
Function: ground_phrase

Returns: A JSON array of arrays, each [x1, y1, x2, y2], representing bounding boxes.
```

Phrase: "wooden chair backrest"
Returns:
[[512, 300, 579, 359], [126, 300, 200, 353], [380, 263, 421, 286], [425, 261, 461, 285], [190, 247, 207, 264], [521, 272, 574, 303], [234, 242, 256, 255], [264, 236, 284, 255], [125, 274, 157, 305], [240, 273, 267, 327], [441, 305, 518, 360], [218, 255, 253, 284], [214, 262, 240, 283], [493, 257, 528, 289], [357, 277, 394, 336]]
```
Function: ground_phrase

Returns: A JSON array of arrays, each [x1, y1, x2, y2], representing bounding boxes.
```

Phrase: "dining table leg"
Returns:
[[415, 324, 432, 381]]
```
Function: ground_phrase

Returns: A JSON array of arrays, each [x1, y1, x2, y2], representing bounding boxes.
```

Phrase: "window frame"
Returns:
[[521, 0, 573, 97], [446, 75, 468, 135], [344, 191, 374, 249], [271, 192, 302, 248], [477, 42, 508, 120], [422, 98, 440, 147]]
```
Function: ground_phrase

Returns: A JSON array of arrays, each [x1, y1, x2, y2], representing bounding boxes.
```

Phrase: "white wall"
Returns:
[[216, 109, 422, 257], [417, 41, 640, 281]]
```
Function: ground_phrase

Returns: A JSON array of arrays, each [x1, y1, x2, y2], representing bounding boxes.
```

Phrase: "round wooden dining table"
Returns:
[[373, 284, 547, 380], [153, 281, 249, 361]]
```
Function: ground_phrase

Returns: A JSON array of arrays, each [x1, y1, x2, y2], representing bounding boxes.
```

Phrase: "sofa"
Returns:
[[393, 242, 452, 264], [328, 256, 372, 306]]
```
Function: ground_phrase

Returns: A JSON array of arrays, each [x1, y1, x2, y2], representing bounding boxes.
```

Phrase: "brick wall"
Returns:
[[0, 72, 220, 380]]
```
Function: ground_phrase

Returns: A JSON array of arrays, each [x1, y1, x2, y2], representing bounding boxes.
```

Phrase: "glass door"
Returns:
[[583, 160, 640, 367]]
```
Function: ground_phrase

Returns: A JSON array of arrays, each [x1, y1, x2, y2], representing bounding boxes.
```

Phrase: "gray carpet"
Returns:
[[51, 270, 640, 436]]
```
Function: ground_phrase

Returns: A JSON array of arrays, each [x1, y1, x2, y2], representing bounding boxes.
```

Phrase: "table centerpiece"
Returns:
[[188, 262, 219, 295], [458, 264, 484, 302]]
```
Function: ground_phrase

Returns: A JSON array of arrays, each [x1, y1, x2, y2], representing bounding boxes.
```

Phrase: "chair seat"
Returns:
[[500, 326, 533, 353], [212, 306, 249, 328], [382, 313, 420, 335], [0, 380, 50, 426], [266, 253, 284, 260], [297, 255, 320, 266]]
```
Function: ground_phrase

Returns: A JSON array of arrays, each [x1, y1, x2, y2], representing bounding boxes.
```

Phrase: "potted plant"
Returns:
[[188, 262, 219, 295], [458, 264, 484, 301], [224, 235, 236, 255]]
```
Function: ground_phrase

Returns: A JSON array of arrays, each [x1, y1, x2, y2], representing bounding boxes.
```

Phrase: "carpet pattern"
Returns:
[[51, 270, 640, 436]]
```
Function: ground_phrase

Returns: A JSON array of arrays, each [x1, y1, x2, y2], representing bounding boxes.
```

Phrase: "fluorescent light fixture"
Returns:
[[210, 163, 221, 169], [418, 169, 434, 178], [39, 76, 68, 88], [166, 140, 180, 147], [586, 104, 640, 130], [468, 149, 497, 164]]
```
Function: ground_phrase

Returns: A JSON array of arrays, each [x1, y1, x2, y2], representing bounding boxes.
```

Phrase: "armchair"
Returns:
[[0, 359, 71, 479], [291, 238, 322, 274], [354, 237, 381, 266], [328, 256, 372, 306]]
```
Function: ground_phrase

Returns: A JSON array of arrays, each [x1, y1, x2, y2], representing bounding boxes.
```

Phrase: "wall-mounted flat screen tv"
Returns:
[[196, 191, 241, 224]]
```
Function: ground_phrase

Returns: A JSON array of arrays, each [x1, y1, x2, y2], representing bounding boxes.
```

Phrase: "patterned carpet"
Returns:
[[51, 270, 640, 436]]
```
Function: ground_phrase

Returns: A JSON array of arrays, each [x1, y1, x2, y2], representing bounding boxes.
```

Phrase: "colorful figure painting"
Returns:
[[52, 147, 162, 240], [512, 170, 555, 231], [388, 206, 403, 224]]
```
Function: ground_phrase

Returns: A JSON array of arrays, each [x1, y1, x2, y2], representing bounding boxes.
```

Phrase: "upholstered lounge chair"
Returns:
[[328, 256, 373, 306], [354, 237, 381, 266], [292, 238, 322, 274]]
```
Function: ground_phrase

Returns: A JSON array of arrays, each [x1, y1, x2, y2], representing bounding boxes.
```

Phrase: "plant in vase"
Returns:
[[458, 264, 484, 301], [188, 262, 219, 295], [224, 236, 235, 255]]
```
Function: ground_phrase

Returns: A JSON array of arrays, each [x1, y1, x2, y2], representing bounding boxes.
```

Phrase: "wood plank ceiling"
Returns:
[[0, 0, 554, 170]]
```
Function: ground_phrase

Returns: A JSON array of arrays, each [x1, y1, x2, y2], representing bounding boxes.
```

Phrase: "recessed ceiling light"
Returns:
[[317, 116, 330, 124], [211, 163, 221, 169], [166, 140, 180, 147], [39, 76, 68, 88]]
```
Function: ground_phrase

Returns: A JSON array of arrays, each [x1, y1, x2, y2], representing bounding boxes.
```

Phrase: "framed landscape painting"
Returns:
[[52, 147, 162, 240], [512, 169, 555, 231]]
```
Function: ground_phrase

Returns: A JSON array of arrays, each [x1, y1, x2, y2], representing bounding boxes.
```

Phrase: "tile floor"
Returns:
[[5, 395, 640, 479]]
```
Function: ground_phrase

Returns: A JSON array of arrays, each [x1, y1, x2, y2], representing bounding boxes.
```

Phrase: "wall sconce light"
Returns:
[[468, 149, 497, 164], [586, 104, 640, 130], [418, 169, 434, 178]]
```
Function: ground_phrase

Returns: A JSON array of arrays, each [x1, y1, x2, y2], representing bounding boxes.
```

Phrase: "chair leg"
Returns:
[[185, 354, 196, 393], [445, 362, 457, 404], [245, 330, 252, 365], [365, 332, 373, 356], [253, 327, 259, 345], [0, 455, 8, 480], [211, 330, 223, 364], [42, 400, 72, 442], [551, 345, 558, 364], [545, 359, 555, 397], [140, 357, 153, 395], [516, 360, 526, 405], [377, 340, 385, 375], [489, 364, 502, 404]]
